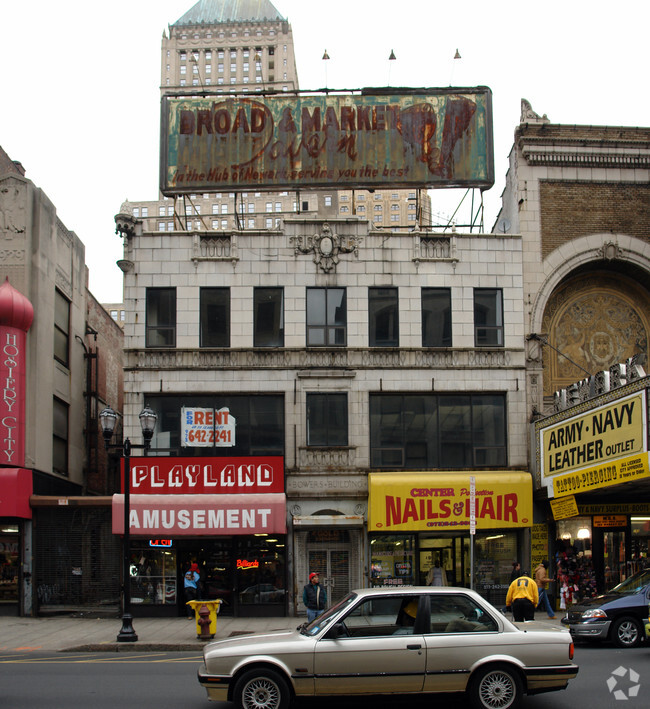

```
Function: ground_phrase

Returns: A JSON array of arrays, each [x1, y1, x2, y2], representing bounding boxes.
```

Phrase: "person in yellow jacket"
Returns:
[[505, 575, 539, 621]]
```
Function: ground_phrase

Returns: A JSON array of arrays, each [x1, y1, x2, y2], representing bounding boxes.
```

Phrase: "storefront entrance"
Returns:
[[0, 528, 19, 614], [128, 536, 287, 617], [307, 530, 353, 606]]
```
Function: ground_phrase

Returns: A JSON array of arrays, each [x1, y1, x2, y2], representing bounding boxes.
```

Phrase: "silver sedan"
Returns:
[[198, 586, 578, 709]]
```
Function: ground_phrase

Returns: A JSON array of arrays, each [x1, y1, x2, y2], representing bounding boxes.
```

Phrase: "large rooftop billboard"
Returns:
[[160, 88, 494, 194]]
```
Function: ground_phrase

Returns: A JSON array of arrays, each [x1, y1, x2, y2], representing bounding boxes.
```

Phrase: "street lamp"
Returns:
[[99, 404, 157, 642]]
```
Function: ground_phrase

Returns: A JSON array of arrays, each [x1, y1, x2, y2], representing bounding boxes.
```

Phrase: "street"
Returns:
[[0, 643, 647, 709]]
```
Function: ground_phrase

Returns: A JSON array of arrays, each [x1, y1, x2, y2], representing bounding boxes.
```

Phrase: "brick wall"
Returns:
[[540, 181, 650, 258]]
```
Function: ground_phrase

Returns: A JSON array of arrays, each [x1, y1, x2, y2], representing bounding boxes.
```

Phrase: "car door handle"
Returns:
[[407, 644, 422, 650]]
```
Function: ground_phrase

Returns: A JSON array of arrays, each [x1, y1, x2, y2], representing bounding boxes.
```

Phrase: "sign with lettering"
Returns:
[[181, 407, 236, 447], [0, 328, 27, 466], [540, 391, 647, 496], [368, 472, 532, 531], [124, 456, 284, 494], [593, 515, 627, 528], [552, 452, 650, 498], [160, 88, 494, 194], [550, 495, 580, 520]]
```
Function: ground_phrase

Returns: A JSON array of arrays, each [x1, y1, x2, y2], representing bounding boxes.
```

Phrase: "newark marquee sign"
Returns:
[[160, 88, 494, 194]]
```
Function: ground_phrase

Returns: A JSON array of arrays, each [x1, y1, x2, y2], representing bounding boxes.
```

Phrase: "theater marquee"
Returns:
[[160, 88, 494, 194]]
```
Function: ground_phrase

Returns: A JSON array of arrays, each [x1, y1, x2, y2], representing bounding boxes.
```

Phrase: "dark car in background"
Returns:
[[562, 568, 650, 648]]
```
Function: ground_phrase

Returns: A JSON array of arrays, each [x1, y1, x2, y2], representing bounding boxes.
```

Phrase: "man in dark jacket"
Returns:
[[302, 572, 327, 621]]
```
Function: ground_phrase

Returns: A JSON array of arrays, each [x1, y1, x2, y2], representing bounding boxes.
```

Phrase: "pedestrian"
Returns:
[[509, 561, 521, 582], [534, 559, 556, 619], [302, 572, 326, 621], [426, 562, 448, 586], [505, 574, 539, 621], [184, 562, 201, 619]]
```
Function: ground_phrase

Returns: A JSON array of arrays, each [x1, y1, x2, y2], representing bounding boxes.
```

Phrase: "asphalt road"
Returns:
[[0, 643, 647, 709]]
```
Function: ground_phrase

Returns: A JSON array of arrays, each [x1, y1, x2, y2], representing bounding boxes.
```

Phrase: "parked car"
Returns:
[[198, 586, 578, 709], [561, 568, 650, 648]]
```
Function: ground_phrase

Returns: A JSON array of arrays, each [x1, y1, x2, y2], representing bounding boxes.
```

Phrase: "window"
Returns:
[[54, 289, 70, 366], [340, 205, 349, 213], [307, 393, 348, 446], [422, 288, 451, 347], [275, 202, 281, 212], [52, 397, 68, 476], [141, 207, 148, 217], [474, 289, 504, 347], [357, 205, 365, 212], [324, 195, 332, 206], [146, 288, 176, 347], [200, 288, 230, 347], [266, 202, 273, 212], [370, 394, 507, 468], [369, 287, 399, 347], [307, 288, 346, 346], [254, 288, 284, 347], [374, 204, 382, 211]]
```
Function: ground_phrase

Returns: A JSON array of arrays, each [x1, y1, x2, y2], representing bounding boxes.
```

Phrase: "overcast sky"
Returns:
[[1, 0, 648, 303]]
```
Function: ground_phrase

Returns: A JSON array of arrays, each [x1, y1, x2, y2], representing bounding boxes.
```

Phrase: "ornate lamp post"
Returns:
[[99, 405, 157, 642]]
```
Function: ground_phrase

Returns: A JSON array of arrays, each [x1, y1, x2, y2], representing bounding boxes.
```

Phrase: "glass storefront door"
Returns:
[[0, 531, 19, 611], [603, 530, 626, 589]]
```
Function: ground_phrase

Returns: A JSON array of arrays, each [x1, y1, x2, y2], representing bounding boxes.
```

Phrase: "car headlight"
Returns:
[[581, 608, 607, 619]]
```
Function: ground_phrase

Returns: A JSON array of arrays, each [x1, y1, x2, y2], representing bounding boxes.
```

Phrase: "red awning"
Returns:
[[112, 493, 287, 536], [0, 468, 33, 518]]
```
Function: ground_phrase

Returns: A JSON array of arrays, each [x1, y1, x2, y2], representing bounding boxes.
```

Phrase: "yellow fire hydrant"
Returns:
[[186, 599, 222, 639]]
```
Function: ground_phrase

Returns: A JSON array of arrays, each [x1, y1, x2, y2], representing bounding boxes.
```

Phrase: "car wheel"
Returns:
[[233, 668, 291, 709], [468, 663, 522, 709], [611, 617, 643, 648]]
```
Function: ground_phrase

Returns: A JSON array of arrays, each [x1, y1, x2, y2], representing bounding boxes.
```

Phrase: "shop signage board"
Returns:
[[124, 456, 284, 494], [593, 515, 628, 528], [550, 495, 580, 520], [368, 471, 532, 532], [551, 452, 650, 499], [539, 390, 647, 497], [160, 88, 494, 194]]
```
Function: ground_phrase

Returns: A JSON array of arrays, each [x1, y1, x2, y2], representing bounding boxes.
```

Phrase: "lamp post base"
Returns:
[[117, 613, 138, 642]]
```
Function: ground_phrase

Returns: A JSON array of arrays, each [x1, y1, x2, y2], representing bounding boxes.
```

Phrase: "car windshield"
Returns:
[[300, 592, 358, 636], [610, 569, 650, 594]]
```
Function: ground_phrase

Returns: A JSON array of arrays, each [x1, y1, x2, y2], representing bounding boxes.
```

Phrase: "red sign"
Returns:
[[125, 456, 284, 495], [112, 493, 287, 536], [0, 328, 28, 466]]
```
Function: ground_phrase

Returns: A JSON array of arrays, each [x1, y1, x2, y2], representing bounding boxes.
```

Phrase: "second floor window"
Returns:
[[307, 287, 346, 346], [307, 392, 348, 446], [474, 289, 504, 347], [52, 397, 69, 476], [200, 288, 230, 347], [369, 287, 399, 347], [146, 288, 176, 347], [422, 288, 452, 347]]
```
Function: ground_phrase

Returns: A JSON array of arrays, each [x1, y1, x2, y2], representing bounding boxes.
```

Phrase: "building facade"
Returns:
[[0, 146, 124, 616], [117, 205, 530, 616], [495, 101, 650, 601]]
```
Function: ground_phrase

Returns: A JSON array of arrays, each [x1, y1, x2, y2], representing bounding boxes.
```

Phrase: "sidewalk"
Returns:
[[0, 613, 301, 653], [0, 612, 566, 653]]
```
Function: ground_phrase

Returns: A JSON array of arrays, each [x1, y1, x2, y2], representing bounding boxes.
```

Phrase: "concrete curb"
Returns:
[[62, 643, 206, 652]]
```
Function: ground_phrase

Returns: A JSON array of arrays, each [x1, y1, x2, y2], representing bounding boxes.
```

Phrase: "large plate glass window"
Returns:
[[254, 287, 284, 347], [307, 287, 346, 346], [200, 287, 230, 347], [307, 392, 348, 446], [369, 287, 399, 347], [146, 287, 176, 347], [474, 288, 503, 347], [422, 288, 452, 347]]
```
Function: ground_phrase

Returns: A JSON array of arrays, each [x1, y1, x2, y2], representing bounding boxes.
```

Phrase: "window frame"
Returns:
[[369, 287, 399, 347], [254, 287, 284, 348], [54, 289, 70, 366], [474, 288, 504, 347], [200, 287, 230, 348], [145, 287, 176, 348], [306, 392, 348, 447], [52, 396, 69, 476], [422, 287, 452, 347], [306, 287, 347, 347]]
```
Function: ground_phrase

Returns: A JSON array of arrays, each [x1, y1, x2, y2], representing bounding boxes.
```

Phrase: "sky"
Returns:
[[1, 0, 648, 303]]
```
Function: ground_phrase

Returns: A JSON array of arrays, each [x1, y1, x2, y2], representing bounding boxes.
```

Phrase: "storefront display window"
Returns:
[[555, 517, 597, 605], [236, 535, 286, 607], [473, 532, 517, 607], [370, 535, 415, 587], [129, 546, 177, 606], [631, 517, 650, 573]]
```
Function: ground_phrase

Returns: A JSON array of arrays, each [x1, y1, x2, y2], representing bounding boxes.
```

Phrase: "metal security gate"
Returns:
[[306, 529, 355, 606], [33, 507, 120, 613]]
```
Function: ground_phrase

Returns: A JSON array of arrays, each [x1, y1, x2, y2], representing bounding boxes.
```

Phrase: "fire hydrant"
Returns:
[[186, 599, 222, 639]]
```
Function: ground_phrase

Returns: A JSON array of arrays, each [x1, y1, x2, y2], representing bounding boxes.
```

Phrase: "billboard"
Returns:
[[160, 88, 494, 194]]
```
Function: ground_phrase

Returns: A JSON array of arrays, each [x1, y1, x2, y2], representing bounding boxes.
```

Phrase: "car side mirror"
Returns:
[[326, 622, 348, 639]]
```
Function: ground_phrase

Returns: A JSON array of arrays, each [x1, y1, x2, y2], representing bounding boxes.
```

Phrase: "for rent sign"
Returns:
[[540, 391, 647, 496], [161, 88, 494, 194]]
